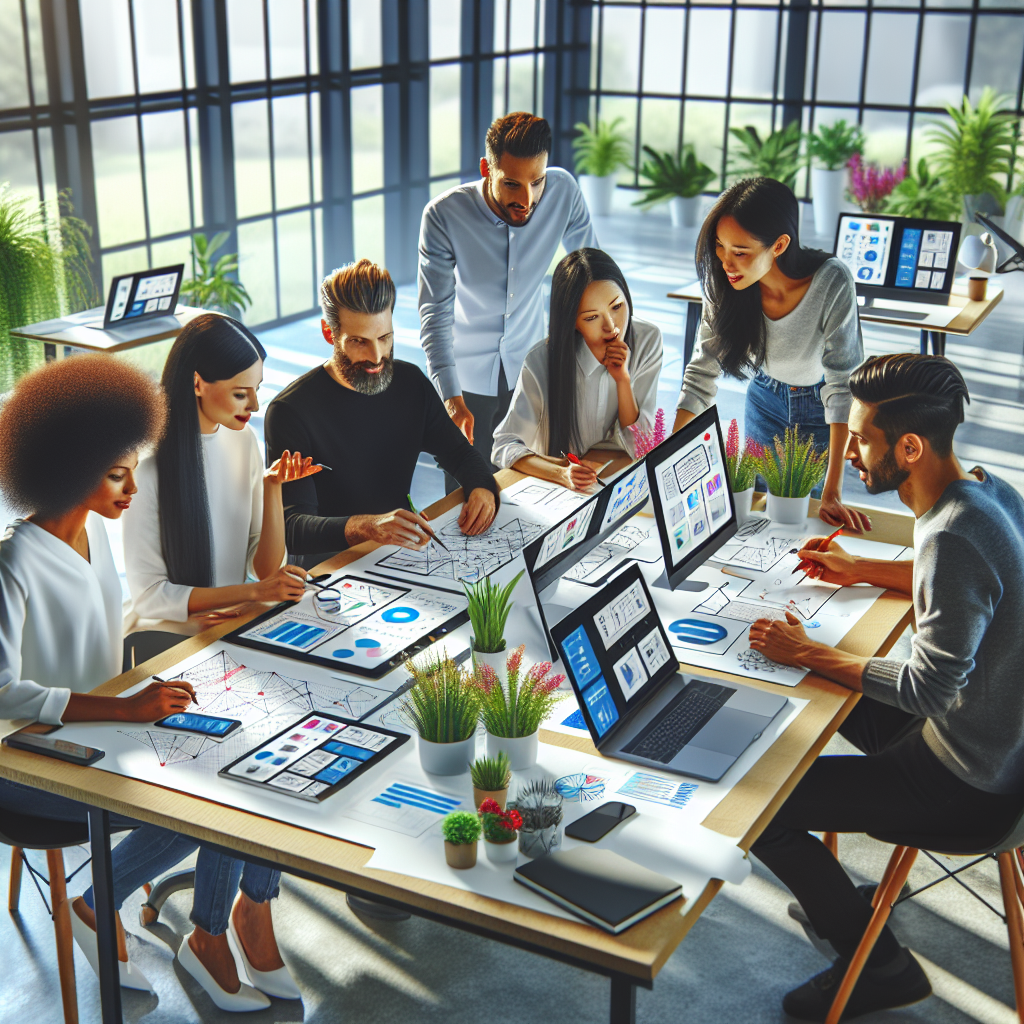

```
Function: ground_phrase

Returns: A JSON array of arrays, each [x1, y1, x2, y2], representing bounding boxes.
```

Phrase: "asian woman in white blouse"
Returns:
[[491, 248, 664, 491]]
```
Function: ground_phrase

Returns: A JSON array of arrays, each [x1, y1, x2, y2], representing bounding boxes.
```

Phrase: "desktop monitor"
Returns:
[[646, 404, 737, 591], [833, 214, 961, 307], [101, 264, 184, 328]]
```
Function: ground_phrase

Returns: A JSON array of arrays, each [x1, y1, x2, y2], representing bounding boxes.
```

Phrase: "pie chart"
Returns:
[[381, 606, 419, 624]]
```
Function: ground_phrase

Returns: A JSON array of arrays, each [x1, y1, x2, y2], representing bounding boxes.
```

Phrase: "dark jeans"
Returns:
[[751, 699, 1022, 966], [443, 365, 512, 495]]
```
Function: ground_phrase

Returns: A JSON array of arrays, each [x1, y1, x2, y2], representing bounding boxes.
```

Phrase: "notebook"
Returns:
[[514, 846, 682, 933]]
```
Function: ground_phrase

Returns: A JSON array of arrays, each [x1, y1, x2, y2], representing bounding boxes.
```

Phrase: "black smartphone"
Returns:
[[3, 732, 105, 766], [154, 712, 242, 739], [564, 801, 637, 842]]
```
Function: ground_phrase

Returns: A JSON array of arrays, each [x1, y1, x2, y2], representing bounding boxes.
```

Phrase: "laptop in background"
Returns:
[[78, 264, 185, 332]]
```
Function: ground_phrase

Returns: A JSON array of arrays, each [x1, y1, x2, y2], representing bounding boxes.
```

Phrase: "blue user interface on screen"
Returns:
[[160, 713, 233, 735], [561, 626, 619, 738], [895, 228, 922, 288]]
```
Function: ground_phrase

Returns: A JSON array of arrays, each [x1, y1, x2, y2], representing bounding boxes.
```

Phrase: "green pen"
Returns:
[[407, 493, 450, 552]]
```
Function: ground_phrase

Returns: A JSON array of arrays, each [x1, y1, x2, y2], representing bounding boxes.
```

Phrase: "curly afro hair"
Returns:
[[0, 354, 166, 517]]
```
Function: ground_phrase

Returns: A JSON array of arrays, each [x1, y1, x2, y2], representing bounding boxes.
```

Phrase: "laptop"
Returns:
[[77, 264, 185, 332], [551, 563, 787, 782]]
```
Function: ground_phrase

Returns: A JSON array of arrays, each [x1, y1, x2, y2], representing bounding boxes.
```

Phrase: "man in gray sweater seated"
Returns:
[[746, 353, 1024, 1022]]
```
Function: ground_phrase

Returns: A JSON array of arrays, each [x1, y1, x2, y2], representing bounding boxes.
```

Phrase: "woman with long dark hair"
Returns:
[[674, 177, 870, 531], [491, 248, 663, 490]]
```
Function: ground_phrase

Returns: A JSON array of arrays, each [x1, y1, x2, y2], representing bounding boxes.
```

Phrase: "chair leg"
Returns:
[[823, 832, 839, 858], [998, 851, 1024, 1022], [9, 847, 24, 912], [46, 850, 79, 1024], [825, 846, 919, 1024], [871, 845, 907, 910]]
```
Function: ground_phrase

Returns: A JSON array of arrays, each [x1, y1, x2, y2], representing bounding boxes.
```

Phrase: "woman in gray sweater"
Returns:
[[674, 177, 870, 532]]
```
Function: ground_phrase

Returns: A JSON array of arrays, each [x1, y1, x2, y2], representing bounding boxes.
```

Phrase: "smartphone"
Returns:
[[3, 732, 105, 766], [154, 712, 241, 739], [564, 802, 637, 843]]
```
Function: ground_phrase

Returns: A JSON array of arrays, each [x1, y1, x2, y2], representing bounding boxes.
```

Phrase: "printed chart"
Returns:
[[500, 475, 591, 522], [344, 779, 465, 836]]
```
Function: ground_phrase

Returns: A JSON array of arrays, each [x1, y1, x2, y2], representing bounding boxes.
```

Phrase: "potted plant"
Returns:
[[759, 426, 829, 525], [724, 419, 763, 524], [477, 646, 565, 771], [928, 88, 1016, 226], [806, 120, 864, 236], [572, 117, 632, 216], [847, 154, 906, 214], [470, 752, 511, 811], [399, 651, 481, 776], [883, 158, 960, 221], [727, 121, 803, 191], [179, 231, 252, 317], [463, 568, 524, 686], [510, 780, 564, 859], [633, 145, 716, 228], [441, 811, 482, 869], [479, 799, 522, 864]]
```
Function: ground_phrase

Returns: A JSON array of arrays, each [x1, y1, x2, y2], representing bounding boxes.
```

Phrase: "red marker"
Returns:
[[792, 527, 843, 574]]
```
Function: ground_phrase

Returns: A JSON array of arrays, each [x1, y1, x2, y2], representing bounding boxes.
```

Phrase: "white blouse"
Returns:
[[0, 515, 122, 725], [491, 316, 664, 469], [125, 424, 265, 623]]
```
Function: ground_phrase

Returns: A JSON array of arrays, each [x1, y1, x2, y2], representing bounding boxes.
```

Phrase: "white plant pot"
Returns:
[[811, 167, 847, 238], [669, 195, 702, 228], [417, 734, 475, 776], [484, 837, 519, 864], [578, 173, 618, 217], [486, 730, 539, 771], [732, 486, 757, 525], [471, 646, 507, 689], [766, 492, 811, 526]]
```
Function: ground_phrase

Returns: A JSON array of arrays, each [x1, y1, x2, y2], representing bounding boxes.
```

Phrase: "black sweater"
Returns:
[[264, 362, 500, 556]]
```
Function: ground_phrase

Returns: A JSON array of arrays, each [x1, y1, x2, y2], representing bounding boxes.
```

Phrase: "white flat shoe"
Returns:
[[227, 918, 301, 1000], [177, 931, 271, 1012], [69, 905, 154, 993]]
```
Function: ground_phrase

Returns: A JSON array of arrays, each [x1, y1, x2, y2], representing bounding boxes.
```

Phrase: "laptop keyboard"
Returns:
[[623, 681, 734, 764]]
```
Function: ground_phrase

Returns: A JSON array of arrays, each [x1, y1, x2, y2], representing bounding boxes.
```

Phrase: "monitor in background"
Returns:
[[647, 405, 737, 592], [833, 214, 961, 307], [99, 264, 184, 329]]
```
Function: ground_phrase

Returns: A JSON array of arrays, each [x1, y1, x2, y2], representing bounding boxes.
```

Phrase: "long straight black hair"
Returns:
[[696, 177, 831, 378], [156, 313, 266, 587], [547, 248, 635, 459]]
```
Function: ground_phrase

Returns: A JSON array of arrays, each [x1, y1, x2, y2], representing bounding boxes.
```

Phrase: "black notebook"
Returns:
[[514, 847, 682, 934]]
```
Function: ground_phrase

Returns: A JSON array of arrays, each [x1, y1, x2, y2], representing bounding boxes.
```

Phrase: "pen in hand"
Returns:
[[152, 675, 198, 705], [407, 493, 450, 552], [792, 527, 843, 575]]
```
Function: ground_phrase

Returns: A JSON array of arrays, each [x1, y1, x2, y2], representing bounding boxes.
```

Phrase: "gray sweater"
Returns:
[[862, 469, 1024, 795]]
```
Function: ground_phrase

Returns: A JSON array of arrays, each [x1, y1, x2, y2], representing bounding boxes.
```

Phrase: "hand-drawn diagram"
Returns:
[[500, 477, 590, 521], [565, 524, 651, 583], [718, 535, 801, 572], [736, 649, 782, 674]]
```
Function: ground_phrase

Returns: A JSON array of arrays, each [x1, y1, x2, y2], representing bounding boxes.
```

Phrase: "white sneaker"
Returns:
[[227, 917, 301, 1000], [69, 904, 155, 993], [177, 931, 271, 1012]]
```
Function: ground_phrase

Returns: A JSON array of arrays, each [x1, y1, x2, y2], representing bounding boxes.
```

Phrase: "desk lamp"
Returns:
[[957, 232, 998, 300]]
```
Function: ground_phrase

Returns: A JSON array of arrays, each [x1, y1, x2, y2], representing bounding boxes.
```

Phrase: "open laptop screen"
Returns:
[[104, 264, 184, 328]]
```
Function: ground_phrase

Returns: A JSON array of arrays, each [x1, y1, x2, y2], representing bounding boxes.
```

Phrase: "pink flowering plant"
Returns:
[[724, 418, 763, 492], [628, 408, 666, 459], [475, 645, 566, 738], [847, 154, 906, 213]]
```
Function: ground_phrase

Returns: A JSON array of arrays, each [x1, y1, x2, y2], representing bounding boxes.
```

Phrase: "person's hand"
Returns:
[[120, 680, 198, 723], [562, 459, 601, 492], [748, 612, 813, 668], [265, 450, 322, 487], [601, 338, 631, 384], [818, 489, 872, 532], [445, 396, 475, 445], [794, 540, 860, 586], [458, 487, 496, 535], [367, 509, 433, 550], [251, 565, 309, 603], [194, 603, 257, 627]]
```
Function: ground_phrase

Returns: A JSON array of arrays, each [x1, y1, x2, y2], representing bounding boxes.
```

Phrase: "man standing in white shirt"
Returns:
[[418, 112, 598, 485]]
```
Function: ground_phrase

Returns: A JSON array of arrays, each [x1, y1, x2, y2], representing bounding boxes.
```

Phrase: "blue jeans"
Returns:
[[0, 779, 280, 936], [744, 370, 831, 499]]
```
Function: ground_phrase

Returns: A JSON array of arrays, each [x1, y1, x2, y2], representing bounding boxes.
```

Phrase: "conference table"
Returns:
[[0, 476, 915, 1024]]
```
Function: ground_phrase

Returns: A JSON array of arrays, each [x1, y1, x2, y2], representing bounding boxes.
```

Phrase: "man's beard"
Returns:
[[336, 350, 394, 395], [863, 445, 909, 494], [488, 180, 538, 225]]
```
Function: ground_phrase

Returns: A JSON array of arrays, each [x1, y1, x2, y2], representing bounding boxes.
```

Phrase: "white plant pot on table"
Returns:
[[486, 730, 539, 771], [766, 493, 811, 526], [669, 195, 702, 228], [471, 647, 507, 688], [417, 734, 475, 776], [811, 167, 847, 238], [578, 173, 617, 216], [484, 838, 519, 864], [732, 486, 757, 524]]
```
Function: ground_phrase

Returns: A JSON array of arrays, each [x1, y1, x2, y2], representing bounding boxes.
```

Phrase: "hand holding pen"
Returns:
[[562, 451, 606, 491], [792, 528, 860, 586], [406, 495, 450, 552], [792, 528, 843, 575]]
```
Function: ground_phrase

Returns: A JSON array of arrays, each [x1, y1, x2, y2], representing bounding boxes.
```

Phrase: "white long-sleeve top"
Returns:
[[125, 425, 264, 623], [491, 316, 664, 469], [0, 515, 122, 725]]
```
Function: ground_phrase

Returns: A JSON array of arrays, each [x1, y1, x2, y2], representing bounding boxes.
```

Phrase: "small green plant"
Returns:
[[883, 158, 960, 221], [476, 645, 565, 738], [572, 118, 632, 178], [479, 799, 522, 843], [807, 120, 864, 171], [441, 811, 482, 845], [470, 752, 511, 792], [727, 121, 803, 190], [510, 779, 563, 832], [633, 145, 716, 209], [724, 419, 763, 492], [399, 651, 481, 744], [179, 231, 252, 315], [464, 569, 523, 654], [759, 426, 829, 499]]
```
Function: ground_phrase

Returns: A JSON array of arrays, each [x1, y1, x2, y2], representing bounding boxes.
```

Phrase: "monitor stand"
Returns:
[[650, 569, 708, 593]]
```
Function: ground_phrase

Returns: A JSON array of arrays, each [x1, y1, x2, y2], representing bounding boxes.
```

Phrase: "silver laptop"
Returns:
[[551, 563, 787, 782], [77, 263, 185, 332]]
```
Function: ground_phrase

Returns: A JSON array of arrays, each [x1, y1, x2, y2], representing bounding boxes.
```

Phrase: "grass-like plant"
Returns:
[[399, 652, 481, 744], [724, 418, 764, 492], [464, 569, 523, 654], [573, 118, 632, 178], [479, 799, 522, 843], [807, 119, 864, 171], [727, 121, 803, 190], [510, 779, 564, 833], [441, 811, 482, 845], [476, 645, 565, 739], [883, 158, 960, 221], [633, 144, 716, 208], [759, 426, 829, 499], [470, 752, 511, 792], [179, 231, 252, 316]]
